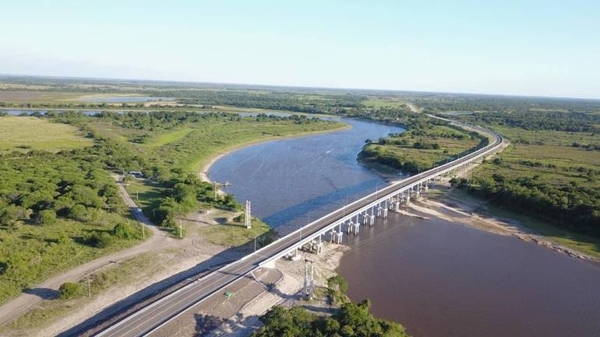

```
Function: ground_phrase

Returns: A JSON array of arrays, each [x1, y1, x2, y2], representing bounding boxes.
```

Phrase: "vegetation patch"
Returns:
[[359, 123, 487, 174], [196, 217, 275, 248], [0, 116, 92, 152], [445, 103, 600, 244], [253, 275, 409, 337], [0, 150, 144, 304], [0, 253, 156, 335]]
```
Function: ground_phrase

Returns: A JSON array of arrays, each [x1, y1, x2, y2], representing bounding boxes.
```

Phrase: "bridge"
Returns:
[[96, 122, 504, 337]]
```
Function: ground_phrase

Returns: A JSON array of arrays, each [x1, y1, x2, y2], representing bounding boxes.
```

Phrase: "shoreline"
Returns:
[[199, 122, 352, 184], [410, 188, 599, 263]]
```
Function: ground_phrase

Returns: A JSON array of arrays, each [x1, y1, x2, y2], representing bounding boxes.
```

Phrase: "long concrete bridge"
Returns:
[[96, 122, 504, 337]]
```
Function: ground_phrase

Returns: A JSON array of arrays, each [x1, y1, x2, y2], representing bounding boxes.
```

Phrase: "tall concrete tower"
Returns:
[[245, 200, 251, 229]]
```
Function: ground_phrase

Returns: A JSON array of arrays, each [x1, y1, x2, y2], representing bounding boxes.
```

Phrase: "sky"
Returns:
[[1, 0, 599, 98]]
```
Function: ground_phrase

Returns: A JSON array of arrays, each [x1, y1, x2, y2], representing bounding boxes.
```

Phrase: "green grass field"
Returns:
[[0, 91, 81, 102], [362, 97, 410, 108], [0, 116, 92, 152], [195, 218, 272, 247], [143, 127, 194, 147]]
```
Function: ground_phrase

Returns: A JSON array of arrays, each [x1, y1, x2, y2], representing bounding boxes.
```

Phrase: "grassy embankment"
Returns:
[[0, 117, 143, 304], [467, 125, 600, 259]]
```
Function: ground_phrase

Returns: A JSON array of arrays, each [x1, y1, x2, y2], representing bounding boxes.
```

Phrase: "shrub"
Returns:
[[112, 223, 136, 240], [38, 209, 57, 225], [87, 232, 113, 248], [59, 282, 83, 299]]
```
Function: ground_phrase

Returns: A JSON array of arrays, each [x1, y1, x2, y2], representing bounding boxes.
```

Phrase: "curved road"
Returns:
[[96, 123, 504, 337]]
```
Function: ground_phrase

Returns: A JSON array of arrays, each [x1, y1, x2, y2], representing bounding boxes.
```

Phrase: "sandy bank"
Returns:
[[407, 191, 596, 262]]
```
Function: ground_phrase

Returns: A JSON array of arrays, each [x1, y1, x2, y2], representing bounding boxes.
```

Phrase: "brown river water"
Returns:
[[210, 117, 600, 337]]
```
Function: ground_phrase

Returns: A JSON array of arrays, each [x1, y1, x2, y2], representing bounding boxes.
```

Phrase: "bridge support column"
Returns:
[[369, 214, 375, 226], [383, 208, 388, 219], [353, 222, 360, 235], [395, 200, 400, 211]]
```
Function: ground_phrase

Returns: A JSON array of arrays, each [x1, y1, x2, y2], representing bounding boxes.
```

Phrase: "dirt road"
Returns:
[[0, 180, 170, 326]]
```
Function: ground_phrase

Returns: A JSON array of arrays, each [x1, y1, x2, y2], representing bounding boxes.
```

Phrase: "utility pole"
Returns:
[[245, 200, 251, 229], [179, 220, 183, 239], [87, 277, 92, 298], [141, 223, 145, 240]]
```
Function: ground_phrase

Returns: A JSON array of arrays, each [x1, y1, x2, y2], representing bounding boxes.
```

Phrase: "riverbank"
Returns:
[[198, 122, 351, 184], [408, 188, 598, 262]]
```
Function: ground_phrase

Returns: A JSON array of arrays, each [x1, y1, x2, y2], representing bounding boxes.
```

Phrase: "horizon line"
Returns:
[[1, 72, 599, 102]]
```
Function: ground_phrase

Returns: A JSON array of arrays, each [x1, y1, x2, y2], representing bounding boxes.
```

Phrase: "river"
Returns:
[[209, 118, 600, 337]]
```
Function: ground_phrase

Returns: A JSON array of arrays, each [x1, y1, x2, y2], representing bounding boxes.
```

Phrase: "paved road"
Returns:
[[97, 125, 503, 337]]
